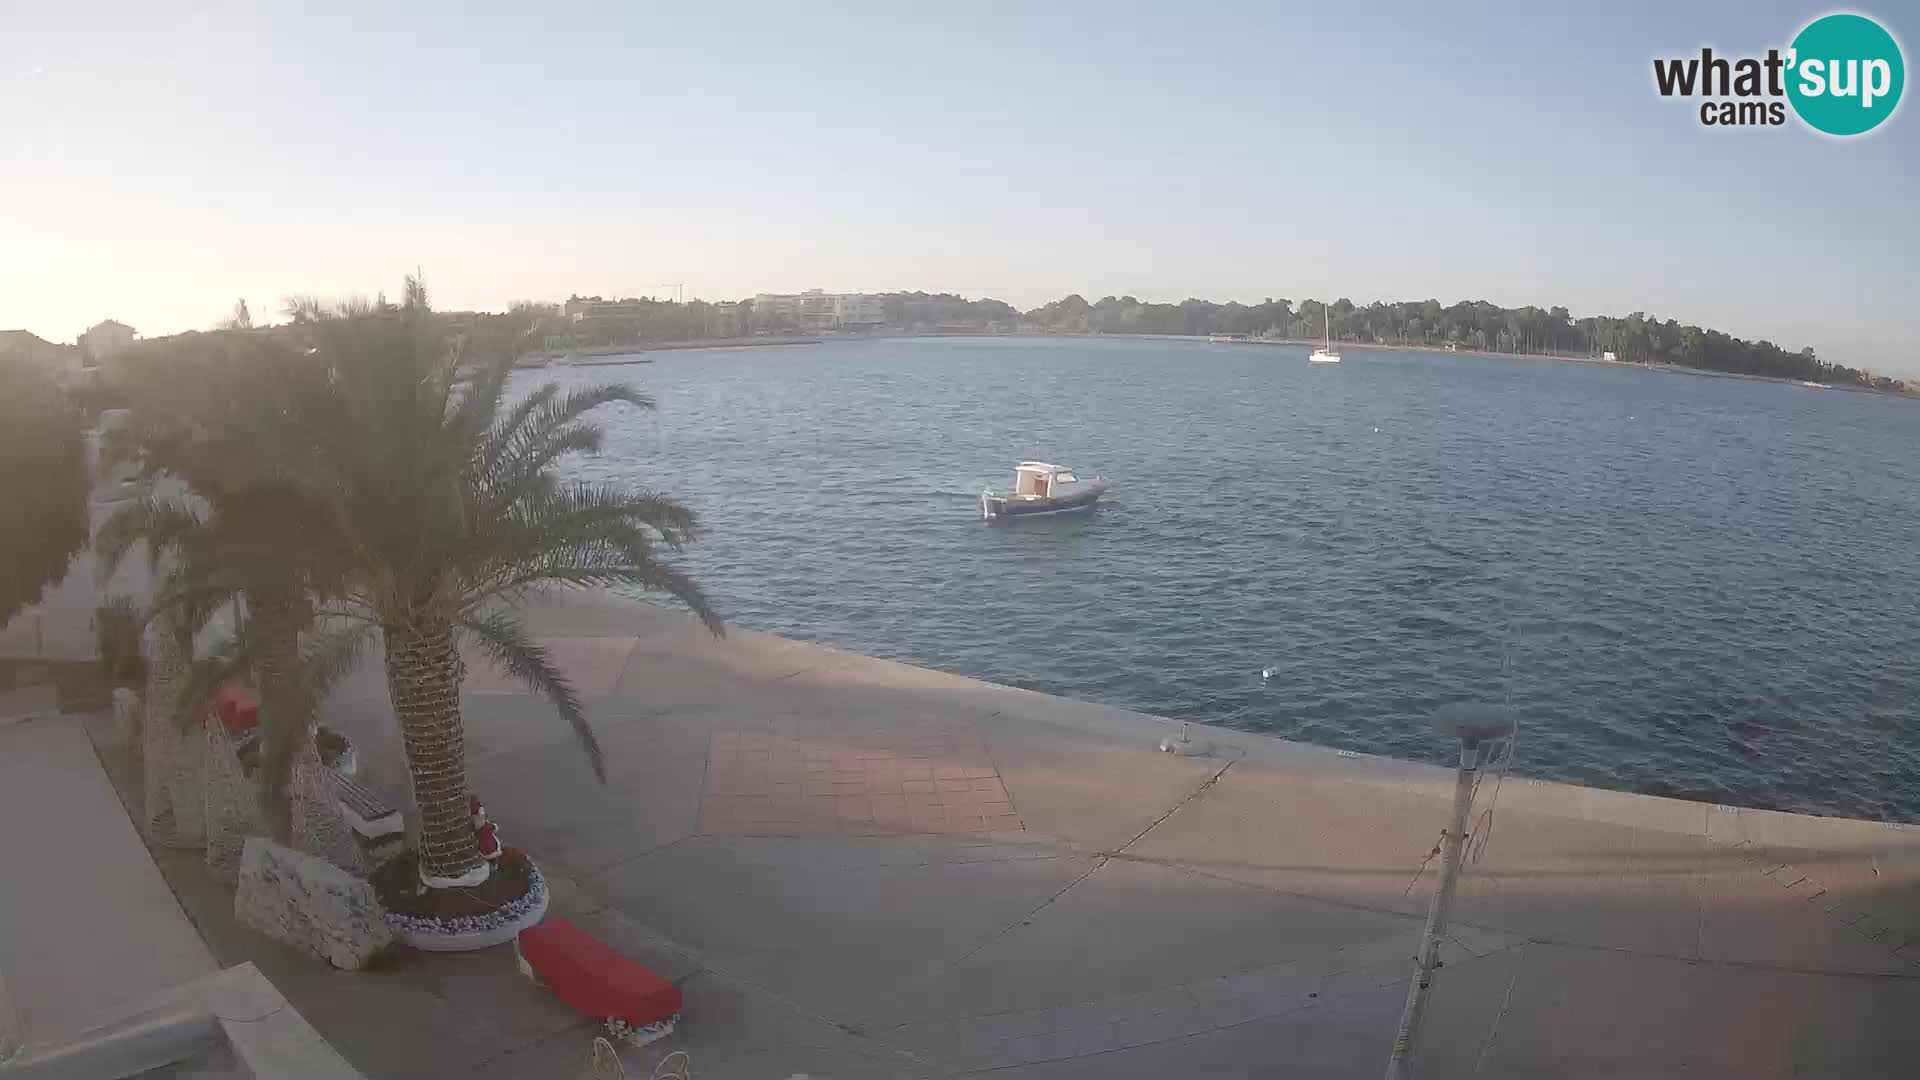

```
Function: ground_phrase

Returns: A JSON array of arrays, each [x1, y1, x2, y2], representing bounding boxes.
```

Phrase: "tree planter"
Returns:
[[142, 621, 205, 849], [372, 848, 548, 952], [204, 714, 271, 883]]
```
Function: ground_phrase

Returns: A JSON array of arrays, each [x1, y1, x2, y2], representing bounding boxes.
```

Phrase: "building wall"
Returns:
[[79, 322, 136, 360], [753, 291, 884, 329]]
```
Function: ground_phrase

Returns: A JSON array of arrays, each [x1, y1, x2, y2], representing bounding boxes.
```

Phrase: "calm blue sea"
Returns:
[[539, 335, 1920, 822]]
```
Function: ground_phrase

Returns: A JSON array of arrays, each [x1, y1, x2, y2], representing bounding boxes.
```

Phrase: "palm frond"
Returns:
[[177, 627, 262, 734], [477, 383, 649, 484], [461, 483, 706, 602], [299, 620, 381, 703], [507, 559, 725, 638], [472, 424, 603, 518], [458, 610, 605, 783], [444, 351, 516, 469], [283, 295, 329, 324], [96, 495, 209, 579]]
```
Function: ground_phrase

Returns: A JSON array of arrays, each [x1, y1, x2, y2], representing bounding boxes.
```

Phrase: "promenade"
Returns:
[[66, 587, 1920, 1076]]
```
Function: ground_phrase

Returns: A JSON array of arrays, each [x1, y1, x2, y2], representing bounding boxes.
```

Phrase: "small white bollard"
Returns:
[[112, 688, 142, 756]]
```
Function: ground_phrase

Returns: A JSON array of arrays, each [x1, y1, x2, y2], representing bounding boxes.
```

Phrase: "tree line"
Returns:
[[217, 286, 1903, 392], [1018, 295, 1901, 390]]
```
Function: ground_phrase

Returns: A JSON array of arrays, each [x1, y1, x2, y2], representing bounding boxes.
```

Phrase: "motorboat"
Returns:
[[980, 462, 1108, 520]]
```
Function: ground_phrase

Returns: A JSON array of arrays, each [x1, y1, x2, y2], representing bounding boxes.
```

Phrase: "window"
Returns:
[[1054, 471, 1077, 484]]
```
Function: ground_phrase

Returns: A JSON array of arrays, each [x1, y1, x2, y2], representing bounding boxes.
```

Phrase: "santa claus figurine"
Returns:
[[470, 795, 504, 862]]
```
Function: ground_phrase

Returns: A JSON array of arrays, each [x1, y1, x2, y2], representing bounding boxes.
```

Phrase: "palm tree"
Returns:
[[286, 288, 721, 890], [98, 331, 343, 843]]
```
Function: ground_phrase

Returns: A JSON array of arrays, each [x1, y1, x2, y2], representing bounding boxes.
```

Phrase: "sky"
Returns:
[[2, 2, 1917, 373]]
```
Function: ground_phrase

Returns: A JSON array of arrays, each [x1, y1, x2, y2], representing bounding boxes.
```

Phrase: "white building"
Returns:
[[752, 290, 885, 330], [79, 319, 137, 361]]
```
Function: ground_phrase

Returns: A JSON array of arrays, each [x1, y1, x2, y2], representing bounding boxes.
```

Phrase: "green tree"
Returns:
[[283, 292, 723, 891], [0, 350, 91, 625], [98, 331, 342, 842]]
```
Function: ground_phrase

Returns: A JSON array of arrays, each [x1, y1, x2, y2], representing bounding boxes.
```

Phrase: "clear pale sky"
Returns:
[[3, 2, 1916, 372]]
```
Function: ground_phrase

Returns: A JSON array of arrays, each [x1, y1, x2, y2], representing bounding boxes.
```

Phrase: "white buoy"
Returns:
[[1261, 667, 1276, 681]]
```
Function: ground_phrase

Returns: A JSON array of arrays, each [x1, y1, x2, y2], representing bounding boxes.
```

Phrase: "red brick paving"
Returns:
[[699, 731, 1025, 837]]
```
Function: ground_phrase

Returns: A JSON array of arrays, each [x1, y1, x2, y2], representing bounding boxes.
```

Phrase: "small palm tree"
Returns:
[[99, 332, 342, 842], [288, 288, 721, 890]]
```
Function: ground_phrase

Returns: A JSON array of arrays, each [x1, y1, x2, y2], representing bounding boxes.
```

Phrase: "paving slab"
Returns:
[[867, 856, 1417, 1026], [589, 833, 1099, 1022], [464, 698, 713, 875], [1444, 802, 1714, 958], [1472, 942, 1920, 1079], [0, 716, 216, 1045], [979, 724, 1228, 853], [473, 965, 937, 1080], [1119, 760, 1449, 919], [59, 589, 1920, 1078], [944, 938, 1525, 1079]]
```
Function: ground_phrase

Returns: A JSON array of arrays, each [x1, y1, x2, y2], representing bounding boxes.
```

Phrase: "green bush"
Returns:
[[0, 350, 91, 625]]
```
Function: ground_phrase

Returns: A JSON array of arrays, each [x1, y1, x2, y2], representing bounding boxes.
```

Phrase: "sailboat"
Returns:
[[1310, 304, 1342, 364]]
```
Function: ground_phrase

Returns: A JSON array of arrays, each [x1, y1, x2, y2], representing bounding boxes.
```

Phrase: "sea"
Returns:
[[534, 335, 1920, 823]]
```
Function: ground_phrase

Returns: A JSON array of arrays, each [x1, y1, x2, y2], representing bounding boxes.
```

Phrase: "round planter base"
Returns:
[[378, 852, 549, 953]]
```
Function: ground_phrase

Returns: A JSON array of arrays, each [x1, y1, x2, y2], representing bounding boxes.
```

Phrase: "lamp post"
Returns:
[[1384, 703, 1517, 1080]]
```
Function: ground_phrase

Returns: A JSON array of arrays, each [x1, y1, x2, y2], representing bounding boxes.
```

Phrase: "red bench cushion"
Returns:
[[517, 918, 681, 1026]]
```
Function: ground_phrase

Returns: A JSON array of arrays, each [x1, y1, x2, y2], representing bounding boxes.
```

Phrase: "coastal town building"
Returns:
[[563, 296, 652, 322], [752, 290, 885, 331], [79, 319, 137, 362]]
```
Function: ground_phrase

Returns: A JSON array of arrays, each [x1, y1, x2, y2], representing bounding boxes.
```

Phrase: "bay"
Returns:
[[538, 335, 1920, 822]]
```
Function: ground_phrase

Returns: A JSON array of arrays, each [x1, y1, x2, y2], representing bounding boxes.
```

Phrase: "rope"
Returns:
[[1466, 728, 1516, 866], [1404, 715, 1522, 887], [1402, 832, 1446, 896]]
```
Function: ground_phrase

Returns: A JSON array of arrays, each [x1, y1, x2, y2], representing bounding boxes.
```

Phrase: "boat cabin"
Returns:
[[1012, 462, 1082, 499], [982, 460, 1108, 520]]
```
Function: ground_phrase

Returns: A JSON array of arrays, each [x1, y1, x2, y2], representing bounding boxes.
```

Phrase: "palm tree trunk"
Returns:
[[384, 620, 484, 886], [249, 583, 306, 845]]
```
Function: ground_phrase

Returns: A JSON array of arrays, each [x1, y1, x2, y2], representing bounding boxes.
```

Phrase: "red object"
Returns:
[[476, 821, 502, 860], [211, 687, 260, 733], [517, 918, 682, 1026]]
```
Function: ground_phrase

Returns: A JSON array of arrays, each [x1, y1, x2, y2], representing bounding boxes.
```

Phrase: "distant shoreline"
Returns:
[[1007, 332, 1916, 398], [518, 335, 822, 366]]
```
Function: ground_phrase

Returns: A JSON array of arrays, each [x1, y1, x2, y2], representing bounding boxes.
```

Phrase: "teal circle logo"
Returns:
[[1787, 13, 1905, 136]]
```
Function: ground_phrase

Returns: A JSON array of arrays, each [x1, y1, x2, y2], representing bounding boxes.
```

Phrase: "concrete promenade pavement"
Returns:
[[0, 715, 216, 1048], [92, 588, 1920, 1077]]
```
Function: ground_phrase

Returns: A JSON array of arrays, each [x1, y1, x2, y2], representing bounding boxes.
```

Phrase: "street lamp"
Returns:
[[1384, 702, 1517, 1080]]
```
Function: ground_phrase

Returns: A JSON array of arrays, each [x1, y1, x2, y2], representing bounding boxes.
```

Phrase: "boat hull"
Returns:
[[981, 480, 1108, 520]]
